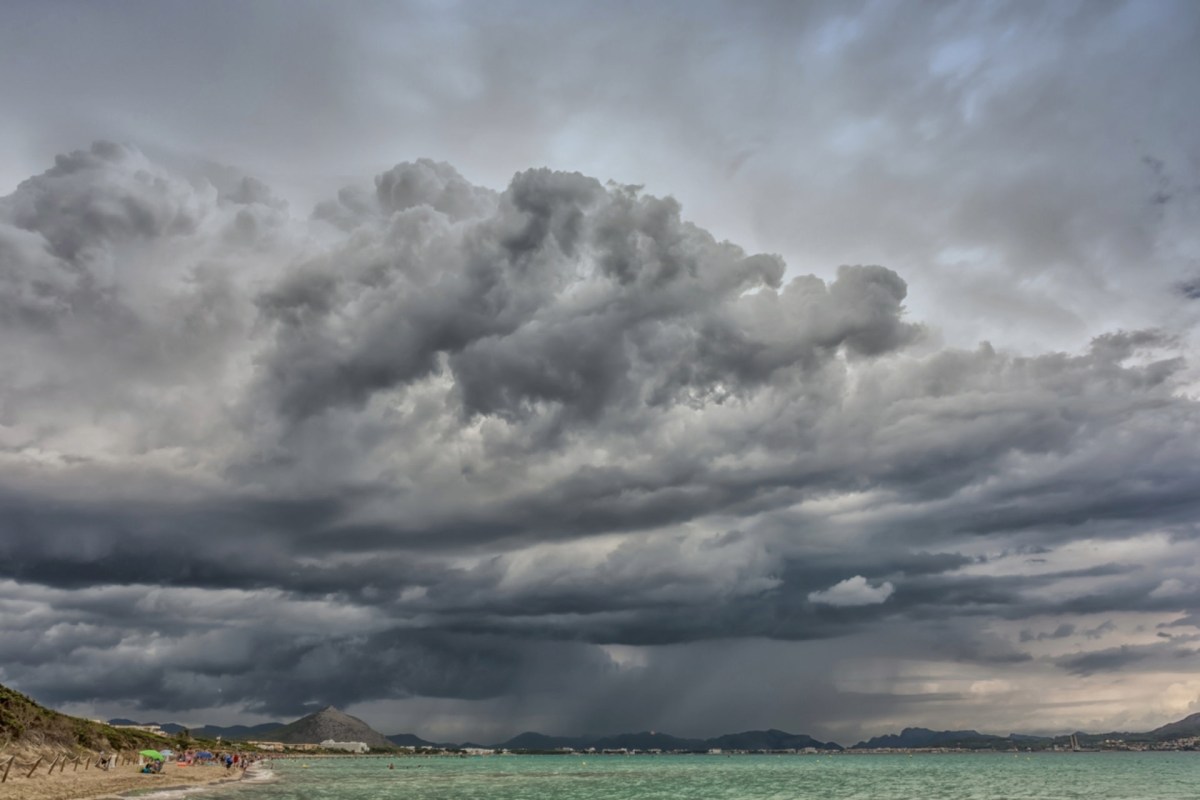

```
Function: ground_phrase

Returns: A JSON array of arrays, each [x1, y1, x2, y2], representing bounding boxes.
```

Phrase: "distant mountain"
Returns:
[[854, 727, 1019, 750], [1069, 712, 1200, 747], [193, 722, 285, 740], [707, 729, 842, 751], [386, 732, 438, 748], [272, 706, 393, 749], [496, 731, 589, 750], [1144, 712, 1200, 741], [98, 709, 1200, 754], [494, 729, 840, 752], [106, 717, 285, 741]]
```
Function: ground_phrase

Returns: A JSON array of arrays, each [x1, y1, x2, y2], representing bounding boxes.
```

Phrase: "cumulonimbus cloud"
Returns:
[[2, 142, 1199, 728]]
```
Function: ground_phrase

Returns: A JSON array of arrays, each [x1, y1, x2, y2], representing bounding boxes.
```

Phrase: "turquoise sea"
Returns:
[[138, 753, 1200, 800]]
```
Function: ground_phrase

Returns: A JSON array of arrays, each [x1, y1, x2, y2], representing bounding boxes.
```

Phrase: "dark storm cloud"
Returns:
[[2, 139, 1200, 738], [261, 164, 895, 426], [0, 488, 455, 602], [5, 142, 204, 262], [1020, 623, 1075, 643], [1177, 278, 1200, 301], [0, 579, 568, 717], [1056, 636, 1200, 677]]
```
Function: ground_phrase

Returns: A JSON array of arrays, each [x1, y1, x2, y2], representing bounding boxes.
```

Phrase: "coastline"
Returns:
[[0, 761, 248, 800]]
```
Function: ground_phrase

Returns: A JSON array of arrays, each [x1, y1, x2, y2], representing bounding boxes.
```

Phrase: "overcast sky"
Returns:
[[2, 0, 1200, 745]]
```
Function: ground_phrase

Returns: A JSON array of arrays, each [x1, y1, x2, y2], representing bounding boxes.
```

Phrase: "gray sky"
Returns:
[[2, 0, 1200, 745]]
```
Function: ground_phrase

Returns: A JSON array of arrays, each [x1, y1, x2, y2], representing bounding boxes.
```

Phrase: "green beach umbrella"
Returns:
[[139, 750, 164, 761]]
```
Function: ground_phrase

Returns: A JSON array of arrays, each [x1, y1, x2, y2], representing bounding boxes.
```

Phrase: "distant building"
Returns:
[[320, 740, 369, 753], [111, 724, 167, 736], [247, 741, 285, 751]]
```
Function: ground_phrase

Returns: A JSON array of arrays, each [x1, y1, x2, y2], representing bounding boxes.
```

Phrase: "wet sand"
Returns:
[[0, 761, 245, 800]]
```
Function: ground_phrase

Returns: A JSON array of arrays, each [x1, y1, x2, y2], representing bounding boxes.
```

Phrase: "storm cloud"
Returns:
[[2, 0, 1200, 743], [1, 139, 1197, 740]]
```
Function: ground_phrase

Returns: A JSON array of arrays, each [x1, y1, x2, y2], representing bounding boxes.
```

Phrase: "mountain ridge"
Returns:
[[100, 696, 1200, 751], [492, 729, 842, 751], [853, 727, 1023, 750]]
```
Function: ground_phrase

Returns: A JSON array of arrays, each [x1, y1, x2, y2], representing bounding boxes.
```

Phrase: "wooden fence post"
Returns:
[[2, 755, 15, 783], [46, 755, 59, 774], [26, 758, 43, 778]]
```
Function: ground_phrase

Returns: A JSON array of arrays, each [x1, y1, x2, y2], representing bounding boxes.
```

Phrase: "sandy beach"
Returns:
[[0, 760, 245, 800]]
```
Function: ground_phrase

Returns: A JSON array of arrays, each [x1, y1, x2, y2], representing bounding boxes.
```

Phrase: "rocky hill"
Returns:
[[1143, 711, 1200, 741], [853, 727, 1025, 750], [271, 706, 394, 749]]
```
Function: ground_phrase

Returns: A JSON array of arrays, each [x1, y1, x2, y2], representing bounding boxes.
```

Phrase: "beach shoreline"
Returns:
[[0, 760, 248, 800]]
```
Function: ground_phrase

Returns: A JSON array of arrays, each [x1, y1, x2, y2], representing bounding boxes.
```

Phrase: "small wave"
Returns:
[[119, 786, 221, 800], [242, 766, 278, 783], [117, 766, 276, 799]]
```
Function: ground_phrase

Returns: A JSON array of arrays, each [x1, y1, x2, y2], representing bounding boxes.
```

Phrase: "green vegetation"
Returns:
[[0, 682, 170, 753]]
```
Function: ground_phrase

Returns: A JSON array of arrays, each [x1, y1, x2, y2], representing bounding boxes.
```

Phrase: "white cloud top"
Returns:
[[809, 576, 895, 607]]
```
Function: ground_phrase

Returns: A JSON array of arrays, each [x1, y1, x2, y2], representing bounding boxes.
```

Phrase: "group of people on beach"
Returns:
[[97, 748, 262, 774], [173, 750, 257, 769]]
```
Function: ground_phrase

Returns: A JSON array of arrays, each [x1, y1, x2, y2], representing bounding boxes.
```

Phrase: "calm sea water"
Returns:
[[135, 752, 1200, 800]]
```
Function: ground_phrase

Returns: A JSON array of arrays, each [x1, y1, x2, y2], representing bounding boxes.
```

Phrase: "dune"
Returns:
[[0, 759, 244, 800]]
